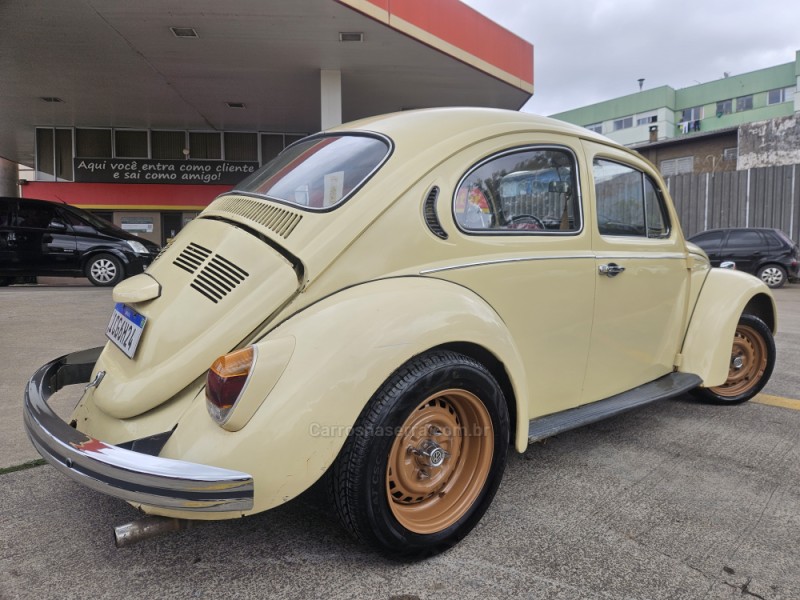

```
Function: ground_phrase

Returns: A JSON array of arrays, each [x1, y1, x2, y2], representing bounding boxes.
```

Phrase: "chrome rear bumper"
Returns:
[[23, 347, 254, 512]]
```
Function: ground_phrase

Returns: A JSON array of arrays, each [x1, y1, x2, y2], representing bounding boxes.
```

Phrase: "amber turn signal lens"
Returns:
[[206, 346, 256, 424]]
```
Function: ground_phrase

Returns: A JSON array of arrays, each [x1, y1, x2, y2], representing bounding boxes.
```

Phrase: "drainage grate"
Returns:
[[173, 242, 212, 274], [190, 254, 249, 304]]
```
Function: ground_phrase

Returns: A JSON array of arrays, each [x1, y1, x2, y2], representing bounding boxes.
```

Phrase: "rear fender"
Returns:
[[680, 268, 776, 387], [156, 277, 528, 517]]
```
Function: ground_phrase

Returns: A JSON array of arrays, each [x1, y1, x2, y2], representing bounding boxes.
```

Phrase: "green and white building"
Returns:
[[551, 51, 800, 174]]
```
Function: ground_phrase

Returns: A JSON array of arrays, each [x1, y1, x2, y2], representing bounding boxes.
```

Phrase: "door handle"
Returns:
[[599, 263, 625, 277]]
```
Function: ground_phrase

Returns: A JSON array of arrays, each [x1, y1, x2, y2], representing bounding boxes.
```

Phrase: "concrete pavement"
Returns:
[[1, 279, 798, 599]]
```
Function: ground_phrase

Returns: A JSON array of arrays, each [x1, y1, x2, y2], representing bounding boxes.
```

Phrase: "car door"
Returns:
[[14, 201, 77, 275], [581, 142, 691, 404], [690, 230, 725, 266], [721, 229, 765, 274], [0, 198, 16, 270], [432, 135, 596, 419]]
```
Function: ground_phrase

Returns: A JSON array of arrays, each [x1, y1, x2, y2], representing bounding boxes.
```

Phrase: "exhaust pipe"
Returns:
[[114, 516, 194, 548]]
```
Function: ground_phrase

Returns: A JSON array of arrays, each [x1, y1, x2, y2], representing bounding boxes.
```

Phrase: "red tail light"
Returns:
[[206, 346, 256, 424]]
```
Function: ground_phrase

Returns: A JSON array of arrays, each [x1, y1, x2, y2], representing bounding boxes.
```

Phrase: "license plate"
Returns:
[[106, 303, 147, 359]]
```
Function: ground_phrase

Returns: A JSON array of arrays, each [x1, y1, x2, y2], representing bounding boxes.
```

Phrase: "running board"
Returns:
[[528, 372, 702, 443]]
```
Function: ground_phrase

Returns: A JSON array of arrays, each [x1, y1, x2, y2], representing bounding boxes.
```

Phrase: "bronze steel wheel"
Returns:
[[385, 389, 494, 535], [695, 314, 775, 404], [328, 350, 509, 558]]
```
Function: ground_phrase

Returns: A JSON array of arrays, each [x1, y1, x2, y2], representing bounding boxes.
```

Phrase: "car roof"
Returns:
[[328, 107, 634, 157], [0, 196, 66, 206], [691, 227, 779, 235]]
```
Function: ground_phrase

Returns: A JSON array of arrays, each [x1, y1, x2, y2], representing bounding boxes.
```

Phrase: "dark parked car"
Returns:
[[0, 197, 160, 286], [688, 227, 799, 288]]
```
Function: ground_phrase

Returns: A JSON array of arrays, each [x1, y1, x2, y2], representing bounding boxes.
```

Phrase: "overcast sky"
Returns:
[[461, 0, 800, 116]]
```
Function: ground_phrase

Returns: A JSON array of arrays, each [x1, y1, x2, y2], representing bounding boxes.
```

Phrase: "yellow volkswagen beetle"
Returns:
[[24, 108, 776, 558]]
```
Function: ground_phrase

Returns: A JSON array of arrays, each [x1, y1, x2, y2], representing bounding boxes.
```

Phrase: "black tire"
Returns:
[[85, 253, 123, 286], [328, 350, 509, 559], [756, 264, 787, 289], [693, 314, 775, 404]]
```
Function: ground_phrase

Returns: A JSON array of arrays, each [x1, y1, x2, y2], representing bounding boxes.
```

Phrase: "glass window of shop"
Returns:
[[115, 130, 149, 158], [35, 128, 73, 181]]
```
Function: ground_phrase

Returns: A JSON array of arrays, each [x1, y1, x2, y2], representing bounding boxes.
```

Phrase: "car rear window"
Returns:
[[233, 134, 391, 211]]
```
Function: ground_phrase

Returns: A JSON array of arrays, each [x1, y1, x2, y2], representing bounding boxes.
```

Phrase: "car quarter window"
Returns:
[[593, 159, 670, 238], [454, 147, 581, 234]]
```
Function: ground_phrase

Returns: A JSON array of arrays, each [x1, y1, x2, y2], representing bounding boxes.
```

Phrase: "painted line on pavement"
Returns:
[[753, 394, 800, 410]]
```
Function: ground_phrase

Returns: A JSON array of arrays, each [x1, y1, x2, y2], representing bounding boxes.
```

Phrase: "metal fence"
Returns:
[[665, 164, 800, 242]]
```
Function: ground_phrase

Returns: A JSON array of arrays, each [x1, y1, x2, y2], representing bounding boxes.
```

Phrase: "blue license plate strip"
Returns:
[[106, 303, 147, 359]]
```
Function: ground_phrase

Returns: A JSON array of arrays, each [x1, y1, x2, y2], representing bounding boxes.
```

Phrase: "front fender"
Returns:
[[154, 277, 529, 518], [679, 268, 776, 387]]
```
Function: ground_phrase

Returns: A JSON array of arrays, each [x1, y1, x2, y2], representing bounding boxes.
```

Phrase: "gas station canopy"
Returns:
[[0, 0, 534, 167]]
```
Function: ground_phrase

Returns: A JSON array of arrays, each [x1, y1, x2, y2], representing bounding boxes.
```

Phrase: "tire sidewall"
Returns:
[[86, 253, 123, 286], [698, 313, 776, 404], [358, 358, 509, 557]]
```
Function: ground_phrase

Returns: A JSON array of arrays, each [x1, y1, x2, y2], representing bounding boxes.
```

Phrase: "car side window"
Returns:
[[454, 147, 581, 234], [593, 159, 670, 238], [725, 230, 764, 248], [0, 201, 11, 227], [13, 204, 57, 229], [692, 231, 724, 250]]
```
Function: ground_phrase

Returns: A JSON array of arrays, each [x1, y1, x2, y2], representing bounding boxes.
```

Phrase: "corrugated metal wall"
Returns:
[[665, 164, 800, 242]]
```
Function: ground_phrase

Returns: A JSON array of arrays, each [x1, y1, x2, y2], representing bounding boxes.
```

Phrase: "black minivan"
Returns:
[[0, 197, 160, 286]]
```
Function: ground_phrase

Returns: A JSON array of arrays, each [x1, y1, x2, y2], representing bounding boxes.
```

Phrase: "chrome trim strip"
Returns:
[[23, 348, 254, 512], [420, 254, 594, 274], [594, 253, 687, 260], [419, 252, 687, 274]]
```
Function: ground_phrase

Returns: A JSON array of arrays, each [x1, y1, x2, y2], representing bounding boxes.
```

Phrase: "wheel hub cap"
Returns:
[[414, 438, 449, 468]]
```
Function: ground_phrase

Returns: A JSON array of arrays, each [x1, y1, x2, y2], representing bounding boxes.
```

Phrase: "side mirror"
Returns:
[[720, 261, 737, 270], [48, 220, 67, 231]]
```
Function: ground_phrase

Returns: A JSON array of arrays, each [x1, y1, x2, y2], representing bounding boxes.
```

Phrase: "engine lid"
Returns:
[[92, 217, 300, 419]]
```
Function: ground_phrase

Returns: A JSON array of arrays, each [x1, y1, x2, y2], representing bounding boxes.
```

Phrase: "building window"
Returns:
[[75, 129, 112, 158], [585, 123, 603, 134], [767, 86, 795, 105], [660, 156, 694, 177], [736, 95, 753, 112], [189, 132, 222, 159], [613, 116, 633, 131], [716, 99, 733, 116], [151, 130, 186, 159], [723, 147, 738, 161], [636, 113, 657, 126], [224, 132, 258, 161], [680, 106, 703, 122], [35, 128, 73, 181], [260, 133, 308, 164], [115, 130, 149, 158]]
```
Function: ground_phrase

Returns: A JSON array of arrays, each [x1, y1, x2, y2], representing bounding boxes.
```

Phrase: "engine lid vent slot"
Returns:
[[190, 255, 249, 304], [173, 242, 212, 274], [207, 196, 303, 239]]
